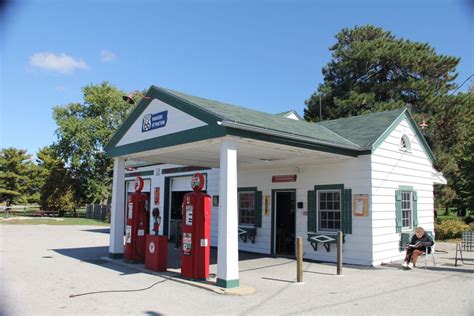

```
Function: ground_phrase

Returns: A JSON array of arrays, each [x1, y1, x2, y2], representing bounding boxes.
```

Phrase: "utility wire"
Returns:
[[69, 279, 167, 298], [450, 74, 474, 95]]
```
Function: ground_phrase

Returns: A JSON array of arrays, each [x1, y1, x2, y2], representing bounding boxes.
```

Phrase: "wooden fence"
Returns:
[[85, 204, 111, 222]]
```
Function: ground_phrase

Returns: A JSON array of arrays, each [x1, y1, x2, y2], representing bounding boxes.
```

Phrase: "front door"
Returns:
[[274, 191, 296, 256]]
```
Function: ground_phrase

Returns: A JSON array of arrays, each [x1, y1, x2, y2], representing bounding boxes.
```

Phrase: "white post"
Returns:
[[217, 139, 239, 288], [109, 157, 126, 257]]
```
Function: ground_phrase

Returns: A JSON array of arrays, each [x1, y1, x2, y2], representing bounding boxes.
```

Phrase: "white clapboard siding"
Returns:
[[371, 117, 436, 265], [132, 156, 373, 265], [235, 155, 373, 264]]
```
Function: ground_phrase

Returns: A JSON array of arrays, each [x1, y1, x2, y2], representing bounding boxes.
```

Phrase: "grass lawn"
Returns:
[[0, 217, 109, 226]]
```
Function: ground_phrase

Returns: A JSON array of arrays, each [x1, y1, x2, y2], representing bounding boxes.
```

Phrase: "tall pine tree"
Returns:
[[304, 25, 473, 211]]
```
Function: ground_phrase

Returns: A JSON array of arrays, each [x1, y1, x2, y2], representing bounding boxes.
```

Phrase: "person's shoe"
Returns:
[[407, 263, 414, 269], [402, 262, 408, 268]]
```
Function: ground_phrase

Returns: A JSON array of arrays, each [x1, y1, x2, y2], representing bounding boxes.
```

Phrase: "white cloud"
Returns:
[[100, 50, 116, 62], [29, 52, 88, 74]]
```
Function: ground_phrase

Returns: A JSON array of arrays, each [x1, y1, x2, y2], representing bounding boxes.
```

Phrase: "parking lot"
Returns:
[[1, 224, 473, 315]]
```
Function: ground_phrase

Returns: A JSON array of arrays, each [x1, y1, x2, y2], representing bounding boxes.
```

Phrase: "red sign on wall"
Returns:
[[272, 175, 297, 183], [154, 187, 160, 205]]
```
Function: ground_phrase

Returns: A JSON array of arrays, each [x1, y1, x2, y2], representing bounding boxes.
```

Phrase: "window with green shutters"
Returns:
[[307, 185, 352, 234], [238, 187, 262, 228], [395, 187, 418, 233]]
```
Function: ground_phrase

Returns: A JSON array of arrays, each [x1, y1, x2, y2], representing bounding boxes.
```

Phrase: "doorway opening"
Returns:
[[170, 191, 190, 242], [274, 190, 296, 257]]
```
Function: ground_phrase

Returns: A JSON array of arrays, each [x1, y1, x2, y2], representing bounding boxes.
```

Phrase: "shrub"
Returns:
[[435, 219, 470, 240]]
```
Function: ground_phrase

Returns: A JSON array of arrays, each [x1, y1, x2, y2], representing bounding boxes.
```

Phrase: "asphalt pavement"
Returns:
[[1, 224, 473, 315]]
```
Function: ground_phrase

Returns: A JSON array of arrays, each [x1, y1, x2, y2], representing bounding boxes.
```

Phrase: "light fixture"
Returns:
[[419, 119, 429, 129], [122, 90, 151, 105]]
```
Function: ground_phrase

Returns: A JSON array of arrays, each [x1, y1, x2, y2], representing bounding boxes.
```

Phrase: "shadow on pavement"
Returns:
[[81, 228, 110, 234], [52, 243, 275, 276], [260, 276, 294, 283], [143, 311, 163, 316], [51, 246, 143, 276]]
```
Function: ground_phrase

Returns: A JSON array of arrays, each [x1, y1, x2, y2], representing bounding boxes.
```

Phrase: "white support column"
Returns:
[[109, 157, 126, 258], [217, 139, 239, 288]]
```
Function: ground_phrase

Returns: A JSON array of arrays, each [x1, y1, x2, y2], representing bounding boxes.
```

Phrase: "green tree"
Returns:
[[304, 25, 459, 121], [0, 148, 38, 205], [52, 82, 132, 205], [304, 25, 473, 212], [37, 147, 74, 215]]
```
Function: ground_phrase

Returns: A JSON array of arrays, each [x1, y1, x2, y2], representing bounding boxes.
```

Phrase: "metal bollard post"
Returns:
[[337, 231, 343, 275], [297, 237, 303, 282]]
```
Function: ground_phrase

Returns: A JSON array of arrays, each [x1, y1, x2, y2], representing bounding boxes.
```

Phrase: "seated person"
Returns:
[[402, 226, 434, 269]]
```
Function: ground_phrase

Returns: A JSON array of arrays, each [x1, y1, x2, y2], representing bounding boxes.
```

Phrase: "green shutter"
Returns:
[[342, 189, 352, 234], [255, 191, 262, 228], [395, 190, 402, 233], [413, 191, 418, 227], [307, 190, 316, 232]]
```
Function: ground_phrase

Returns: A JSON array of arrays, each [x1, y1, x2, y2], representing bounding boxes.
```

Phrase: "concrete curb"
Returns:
[[101, 256, 256, 296]]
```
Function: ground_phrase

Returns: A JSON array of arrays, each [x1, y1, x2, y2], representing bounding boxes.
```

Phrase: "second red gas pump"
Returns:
[[181, 173, 211, 280]]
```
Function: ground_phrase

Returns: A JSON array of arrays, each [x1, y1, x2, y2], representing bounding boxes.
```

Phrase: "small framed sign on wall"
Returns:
[[213, 195, 219, 207], [353, 194, 369, 217], [154, 187, 160, 205], [264, 195, 270, 216]]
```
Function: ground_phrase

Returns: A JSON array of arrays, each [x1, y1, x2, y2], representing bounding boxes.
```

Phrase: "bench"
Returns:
[[455, 231, 474, 266], [238, 226, 257, 244], [32, 210, 59, 217], [307, 232, 345, 252]]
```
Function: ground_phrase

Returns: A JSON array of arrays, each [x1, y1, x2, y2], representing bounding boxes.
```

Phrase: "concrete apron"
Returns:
[[101, 256, 256, 296]]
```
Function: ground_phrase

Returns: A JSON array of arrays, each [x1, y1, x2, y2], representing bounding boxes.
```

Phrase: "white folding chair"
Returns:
[[421, 235, 436, 269]]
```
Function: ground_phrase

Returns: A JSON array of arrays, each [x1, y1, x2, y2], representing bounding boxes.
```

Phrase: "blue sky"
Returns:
[[1, 0, 473, 157]]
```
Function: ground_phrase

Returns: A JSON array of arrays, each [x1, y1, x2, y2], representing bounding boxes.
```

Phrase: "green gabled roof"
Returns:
[[159, 87, 360, 149], [317, 108, 406, 148], [107, 86, 435, 162]]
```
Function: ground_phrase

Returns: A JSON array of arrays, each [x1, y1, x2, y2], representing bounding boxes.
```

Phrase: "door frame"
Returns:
[[163, 173, 208, 238], [271, 189, 296, 256]]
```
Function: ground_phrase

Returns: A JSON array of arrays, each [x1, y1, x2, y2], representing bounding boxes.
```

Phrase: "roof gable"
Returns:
[[116, 99, 208, 147], [318, 107, 435, 162], [274, 110, 303, 121]]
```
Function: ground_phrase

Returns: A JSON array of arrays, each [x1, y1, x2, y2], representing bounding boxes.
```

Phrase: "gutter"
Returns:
[[218, 120, 369, 152]]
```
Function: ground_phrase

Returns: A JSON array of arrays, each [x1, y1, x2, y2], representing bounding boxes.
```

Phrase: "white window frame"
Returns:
[[401, 191, 413, 230], [238, 191, 256, 226], [317, 189, 342, 232]]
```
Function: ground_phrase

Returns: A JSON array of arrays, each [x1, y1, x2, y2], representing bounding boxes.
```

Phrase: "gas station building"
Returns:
[[105, 85, 446, 288]]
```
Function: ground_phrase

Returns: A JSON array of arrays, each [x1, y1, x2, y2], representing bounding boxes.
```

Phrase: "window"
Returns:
[[400, 135, 411, 152], [239, 191, 255, 225], [401, 191, 413, 230], [318, 190, 341, 231], [395, 188, 418, 233]]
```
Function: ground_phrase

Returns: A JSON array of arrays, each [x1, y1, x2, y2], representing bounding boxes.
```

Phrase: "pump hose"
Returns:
[[69, 279, 167, 298]]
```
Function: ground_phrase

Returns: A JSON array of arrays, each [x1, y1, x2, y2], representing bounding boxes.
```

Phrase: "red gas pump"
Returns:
[[181, 173, 211, 280], [124, 177, 149, 263]]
